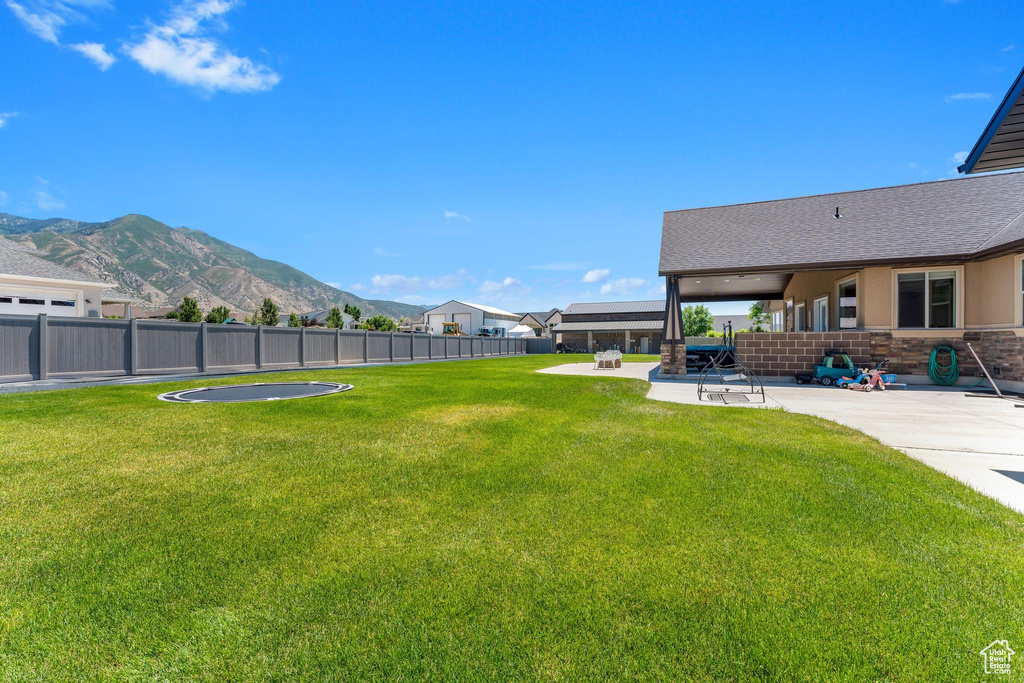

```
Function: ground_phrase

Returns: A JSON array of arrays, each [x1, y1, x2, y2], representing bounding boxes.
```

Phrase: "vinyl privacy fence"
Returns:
[[0, 314, 554, 383]]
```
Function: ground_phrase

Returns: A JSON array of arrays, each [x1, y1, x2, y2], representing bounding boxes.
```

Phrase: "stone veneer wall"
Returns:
[[734, 332, 871, 377], [870, 331, 1024, 382], [660, 341, 687, 375]]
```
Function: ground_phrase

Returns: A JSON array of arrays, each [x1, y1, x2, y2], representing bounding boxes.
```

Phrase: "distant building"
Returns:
[[0, 237, 110, 318], [519, 308, 562, 337], [421, 300, 521, 336], [553, 300, 663, 353]]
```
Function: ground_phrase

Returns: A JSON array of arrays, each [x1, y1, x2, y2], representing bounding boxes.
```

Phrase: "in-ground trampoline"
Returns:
[[158, 381, 353, 403]]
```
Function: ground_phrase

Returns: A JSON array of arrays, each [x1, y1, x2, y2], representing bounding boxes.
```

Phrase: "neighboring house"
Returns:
[[0, 237, 110, 318], [519, 308, 562, 337], [658, 171, 1024, 383], [422, 300, 521, 335], [553, 300, 663, 353]]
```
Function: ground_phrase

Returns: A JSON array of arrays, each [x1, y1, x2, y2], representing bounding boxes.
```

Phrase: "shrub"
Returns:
[[362, 314, 397, 332], [178, 297, 203, 323], [288, 313, 301, 328], [681, 304, 714, 337], [205, 306, 231, 324], [254, 298, 279, 327], [326, 307, 345, 329]]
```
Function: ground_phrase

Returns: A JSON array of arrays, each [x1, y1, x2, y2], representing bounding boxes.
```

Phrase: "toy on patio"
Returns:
[[795, 349, 855, 386], [594, 350, 622, 370], [696, 323, 765, 404], [836, 359, 906, 392]]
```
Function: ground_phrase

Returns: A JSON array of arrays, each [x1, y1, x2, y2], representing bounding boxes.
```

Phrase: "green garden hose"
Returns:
[[928, 344, 959, 385]]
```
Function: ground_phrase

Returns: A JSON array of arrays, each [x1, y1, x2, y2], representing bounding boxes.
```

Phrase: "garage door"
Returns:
[[0, 290, 80, 317], [427, 314, 445, 335], [454, 313, 472, 335]]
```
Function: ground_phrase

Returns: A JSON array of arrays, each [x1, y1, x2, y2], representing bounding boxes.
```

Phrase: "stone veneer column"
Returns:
[[659, 341, 687, 376]]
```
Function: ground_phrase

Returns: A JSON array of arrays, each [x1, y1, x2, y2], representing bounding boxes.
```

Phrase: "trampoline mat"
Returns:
[[159, 381, 353, 403]]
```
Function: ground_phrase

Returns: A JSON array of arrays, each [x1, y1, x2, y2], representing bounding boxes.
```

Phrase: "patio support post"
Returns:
[[659, 276, 687, 377]]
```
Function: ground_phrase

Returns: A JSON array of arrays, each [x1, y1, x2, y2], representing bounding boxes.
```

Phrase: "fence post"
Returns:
[[37, 313, 47, 380], [389, 332, 394, 362], [470, 336, 475, 358], [363, 329, 369, 363], [256, 325, 263, 369], [129, 318, 139, 375], [428, 335, 433, 360], [299, 326, 306, 367], [411, 334, 415, 361], [335, 328, 340, 365], [444, 335, 449, 359], [199, 321, 208, 372]]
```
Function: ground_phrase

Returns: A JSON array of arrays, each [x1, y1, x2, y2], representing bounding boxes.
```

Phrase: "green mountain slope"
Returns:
[[0, 212, 424, 320]]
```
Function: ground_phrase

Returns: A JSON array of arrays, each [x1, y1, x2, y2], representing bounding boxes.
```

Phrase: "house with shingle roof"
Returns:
[[657, 171, 1024, 383], [518, 308, 562, 338], [0, 237, 116, 318]]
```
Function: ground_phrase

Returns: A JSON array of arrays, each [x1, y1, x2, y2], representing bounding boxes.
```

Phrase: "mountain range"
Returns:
[[0, 213, 425, 320]]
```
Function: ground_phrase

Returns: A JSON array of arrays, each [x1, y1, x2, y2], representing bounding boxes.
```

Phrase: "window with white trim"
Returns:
[[813, 296, 828, 332], [837, 278, 857, 329], [771, 310, 784, 332], [896, 270, 957, 329], [794, 302, 806, 331]]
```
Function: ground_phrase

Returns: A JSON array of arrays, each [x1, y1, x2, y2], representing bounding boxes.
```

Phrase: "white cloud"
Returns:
[[372, 246, 401, 258], [124, 0, 280, 93], [5, 0, 110, 44], [951, 151, 969, 164], [70, 41, 115, 70], [646, 282, 666, 298], [527, 261, 587, 271], [443, 210, 471, 222], [35, 190, 65, 211], [582, 268, 610, 283], [0, 112, 17, 129], [1003, 45, 1015, 52], [944, 92, 991, 103], [349, 283, 367, 292], [0, 190, 7, 206], [478, 276, 530, 299], [600, 277, 648, 296], [323, 281, 341, 289], [33, 177, 65, 211], [371, 273, 463, 292]]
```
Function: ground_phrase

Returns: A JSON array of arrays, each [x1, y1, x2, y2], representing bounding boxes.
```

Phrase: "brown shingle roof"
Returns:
[[659, 171, 1024, 275]]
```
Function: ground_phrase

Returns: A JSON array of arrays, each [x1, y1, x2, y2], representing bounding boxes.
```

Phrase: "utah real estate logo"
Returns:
[[980, 640, 1015, 675]]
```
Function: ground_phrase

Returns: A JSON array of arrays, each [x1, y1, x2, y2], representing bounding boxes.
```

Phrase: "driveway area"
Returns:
[[539, 361, 1024, 514]]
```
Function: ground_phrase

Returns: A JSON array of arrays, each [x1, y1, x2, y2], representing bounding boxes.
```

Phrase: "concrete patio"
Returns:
[[539, 361, 1024, 514]]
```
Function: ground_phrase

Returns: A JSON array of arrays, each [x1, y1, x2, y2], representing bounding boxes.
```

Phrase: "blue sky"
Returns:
[[2, 1, 1021, 314]]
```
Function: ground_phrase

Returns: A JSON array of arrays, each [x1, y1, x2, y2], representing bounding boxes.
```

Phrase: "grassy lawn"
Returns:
[[1, 354, 1022, 679]]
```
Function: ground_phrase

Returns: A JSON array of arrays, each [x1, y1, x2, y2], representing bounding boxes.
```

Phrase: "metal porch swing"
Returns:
[[696, 322, 765, 404]]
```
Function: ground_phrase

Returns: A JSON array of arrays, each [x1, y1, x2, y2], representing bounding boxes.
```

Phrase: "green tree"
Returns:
[[681, 304, 714, 337], [748, 302, 770, 333], [362, 314, 397, 332], [344, 303, 362, 322], [165, 310, 180, 320], [326, 306, 345, 329], [288, 312, 302, 328], [254, 298, 279, 326], [178, 296, 203, 323], [205, 305, 231, 324]]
